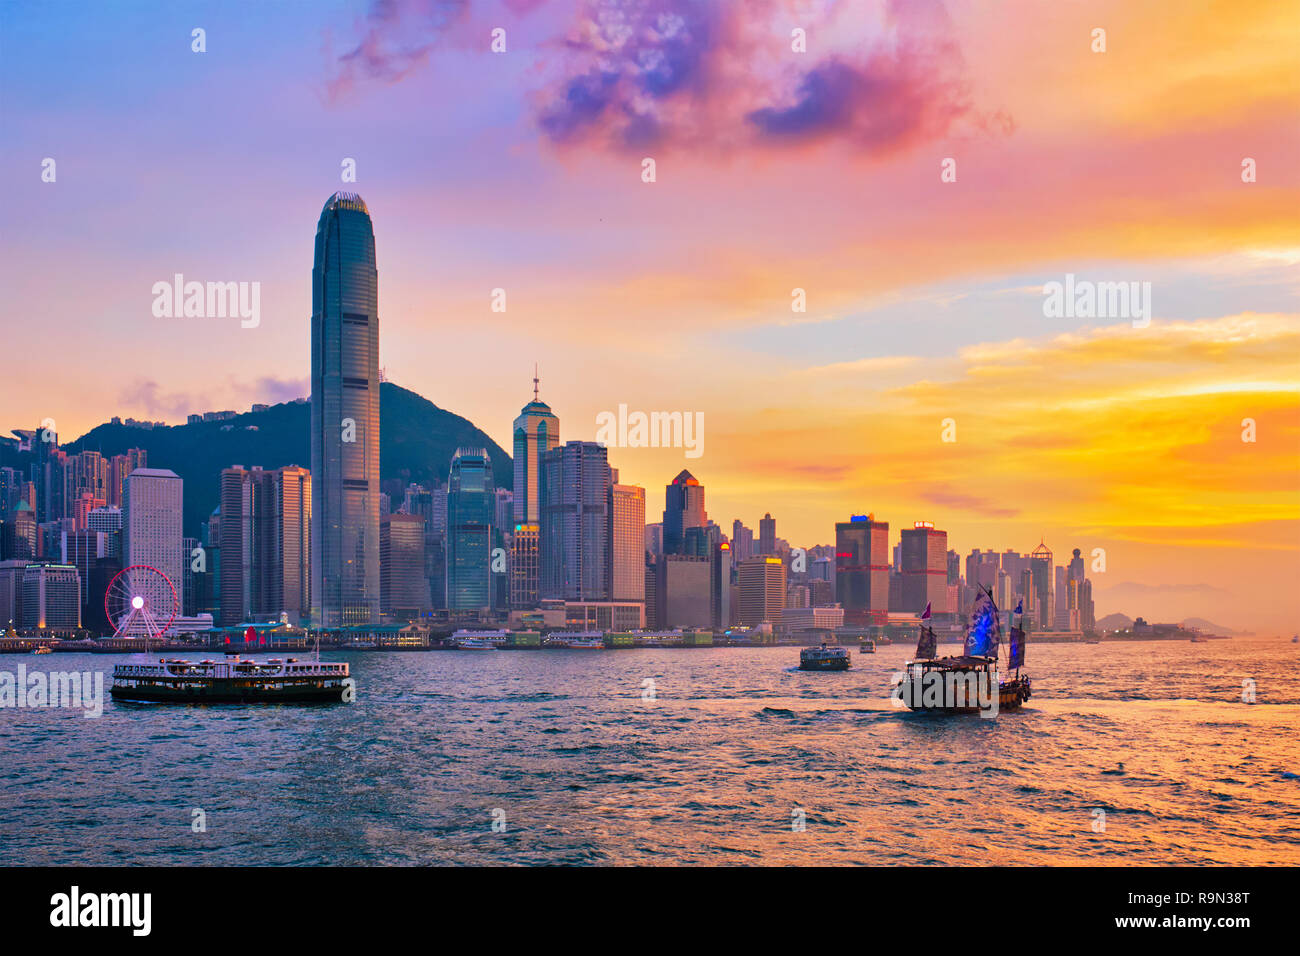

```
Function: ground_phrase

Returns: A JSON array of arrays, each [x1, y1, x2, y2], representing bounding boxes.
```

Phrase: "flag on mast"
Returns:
[[915, 602, 937, 659], [1009, 601, 1026, 669]]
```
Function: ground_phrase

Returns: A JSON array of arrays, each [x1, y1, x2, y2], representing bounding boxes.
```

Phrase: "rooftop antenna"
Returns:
[[533, 363, 540, 401]]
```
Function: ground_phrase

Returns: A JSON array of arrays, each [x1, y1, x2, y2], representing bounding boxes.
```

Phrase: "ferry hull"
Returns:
[[799, 659, 851, 671], [901, 680, 1030, 714], [111, 679, 348, 704]]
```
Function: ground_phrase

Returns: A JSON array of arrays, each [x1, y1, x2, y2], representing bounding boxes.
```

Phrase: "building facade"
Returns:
[[737, 556, 786, 626], [512, 373, 559, 526], [608, 480, 645, 604], [835, 514, 889, 624], [447, 448, 495, 611], [120, 468, 183, 634], [380, 513, 430, 619], [900, 521, 948, 614], [311, 191, 380, 626], [540, 441, 610, 602], [662, 470, 706, 555]]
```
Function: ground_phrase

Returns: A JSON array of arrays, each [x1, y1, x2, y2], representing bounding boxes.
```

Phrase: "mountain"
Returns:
[[58, 383, 511, 537], [1179, 617, 1243, 636], [1094, 613, 1134, 631], [1095, 612, 1243, 635]]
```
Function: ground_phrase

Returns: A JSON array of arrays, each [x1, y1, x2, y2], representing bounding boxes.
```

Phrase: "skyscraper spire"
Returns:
[[533, 363, 540, 401]]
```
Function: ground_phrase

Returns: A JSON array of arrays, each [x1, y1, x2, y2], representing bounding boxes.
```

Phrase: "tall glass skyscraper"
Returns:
[[311, 192, 380, 626], [662, 469, 706, 555], [447, 448, 495, 610], [512, 369, 559, 525], [540, 441, 610, 601]]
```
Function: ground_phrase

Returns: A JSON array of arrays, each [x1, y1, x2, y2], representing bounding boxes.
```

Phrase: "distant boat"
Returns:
[[546, 632, 604, 649], [1292, 634, 1298, 644], [224, 624, 270, 656], [799, 644, 851, 671], [33, 645, 53, 655], [858, 638, 876, 654], [454, 637, 496, 650], [560, 637, 604, 649]]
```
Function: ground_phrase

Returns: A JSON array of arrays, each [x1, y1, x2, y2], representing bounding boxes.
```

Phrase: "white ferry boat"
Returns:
[[799, 644, 851, 671], [110, 657, 350, 703], [450, 629, 504, 649], [546, 631, 605, 649]]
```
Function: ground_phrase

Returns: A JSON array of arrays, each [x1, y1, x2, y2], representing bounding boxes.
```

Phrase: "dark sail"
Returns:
[[964, 587, 1001, 657], [915, 625, 937, 660], [1008, 624, 1025, 670]]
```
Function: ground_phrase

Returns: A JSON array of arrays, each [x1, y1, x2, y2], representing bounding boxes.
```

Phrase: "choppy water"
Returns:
[[2, 638, 1297, 865]]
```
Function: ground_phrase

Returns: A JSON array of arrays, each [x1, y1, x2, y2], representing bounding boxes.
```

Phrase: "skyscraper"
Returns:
[[684, 523, 729, 628], [900, 521, 948, 614], [446, 448, 495, 611], [608, 479, 646, 604], [758, 513, 776, 556], [655, 553, 711, 628], [278, 465, 311, 622], [380, 513, 429, 618], [122, 468, 183, 630], [217, 465, 311, 625], [510, 523, 539, 608], [662, 470, 706, 555], [540, 441, 610, 601], [311, 191, 380, 627], [2, 500, 37, 561], [218, 465, 271, 626], [737, 556, 786, 626], [1029, 541, 1054, 629], [835, 514, 890, 625], [513, 368, 559, 525], [731, 519, 753, 563]]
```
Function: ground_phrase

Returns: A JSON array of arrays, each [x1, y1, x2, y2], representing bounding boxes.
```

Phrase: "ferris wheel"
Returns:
[[104, 564, 179, 642]]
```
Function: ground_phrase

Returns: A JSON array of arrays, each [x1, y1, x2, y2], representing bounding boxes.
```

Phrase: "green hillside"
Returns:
[[53, 383, 511, 537]]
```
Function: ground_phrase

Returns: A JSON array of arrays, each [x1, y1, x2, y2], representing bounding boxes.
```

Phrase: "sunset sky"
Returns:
[[2, 0, 1297, 631]]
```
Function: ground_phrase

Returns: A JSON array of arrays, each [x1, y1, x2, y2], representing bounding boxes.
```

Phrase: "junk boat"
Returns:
[[899, 596, 1031, 714], [224, 624, 271, 656], [800, 643, 851, 671], [110, 657, 350, 703]]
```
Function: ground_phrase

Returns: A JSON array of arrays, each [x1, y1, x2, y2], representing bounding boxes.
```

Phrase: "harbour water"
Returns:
[[2, 638, 1297, 865]]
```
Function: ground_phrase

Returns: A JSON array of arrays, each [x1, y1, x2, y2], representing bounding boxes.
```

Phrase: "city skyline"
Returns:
[[2, 0, 1296, 632]]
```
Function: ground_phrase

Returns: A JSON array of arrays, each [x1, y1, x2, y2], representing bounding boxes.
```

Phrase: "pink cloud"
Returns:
[[532, 0, 991, 155], [325, 0, 471, 102]]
